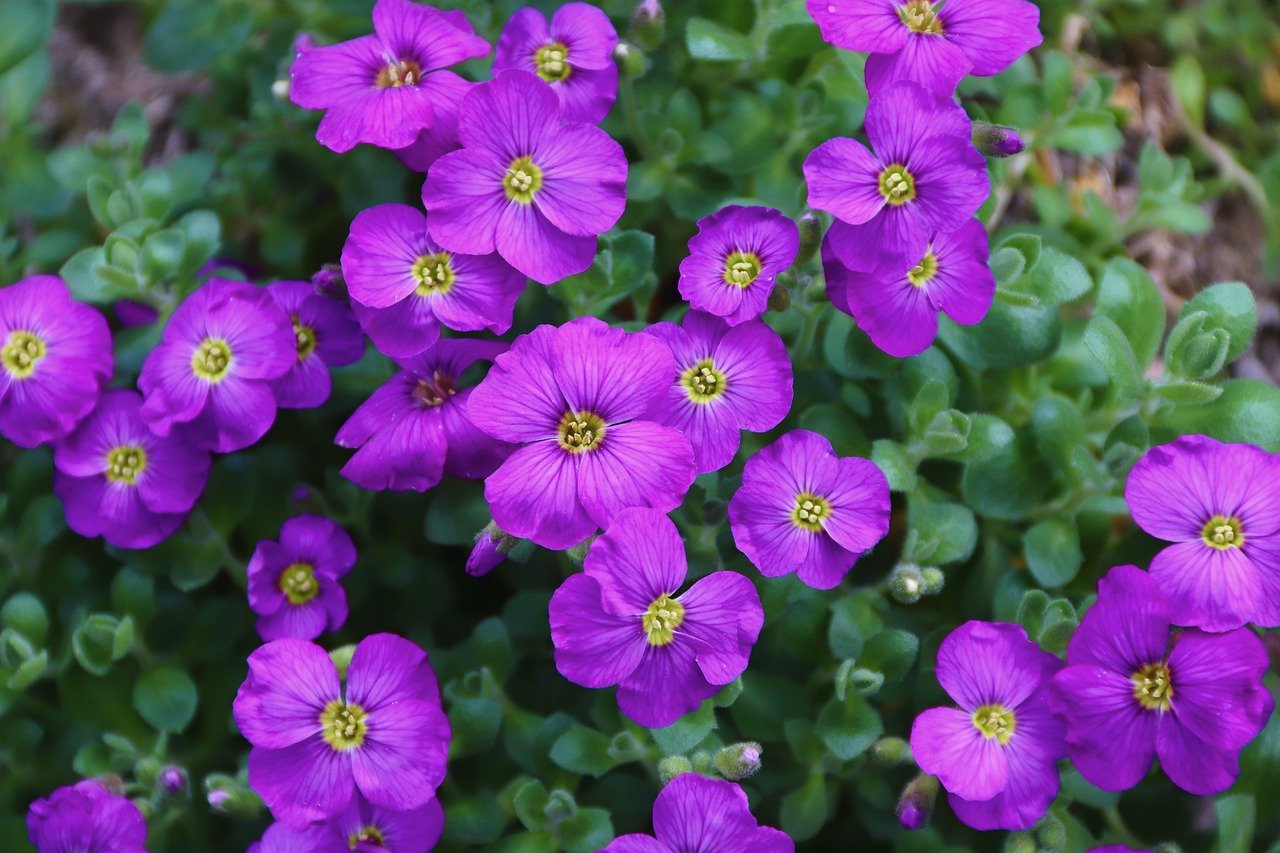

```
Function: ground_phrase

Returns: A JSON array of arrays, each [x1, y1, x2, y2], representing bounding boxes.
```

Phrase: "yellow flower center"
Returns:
[[879, 164, 917, 205], [723, 251, 762, 288], [791, 492, 831, 532], [349, 826, 386, 849], [1, 330, 46, 379], [293, 317, 317, 360], [1131, 662, 1174, 711], [900, 0, 943, 34], [191, 338, 233, 382], [105, 445, 147, 485], [642, 594, 685, 646], [413, 371, 457, 409], [1201, 515, 1244, 550], [376, 58, 422, 88], [971, 704, 1016, 745], [320, 700, 368, 751], [534, 42, 572, 82], [503, 156, 543, 204], [907, 250, 939, 287], [278, 562, 320, 605], [412, 252, 455, 296], [680, 359, 728, 404], [557, 410, 605, 454]]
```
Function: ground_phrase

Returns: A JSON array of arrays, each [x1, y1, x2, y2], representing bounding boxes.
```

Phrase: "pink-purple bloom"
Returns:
[[643, 311, 793, 473], [728, 430, 890, 589], [468, 316, 696, 550], [600, 773, 793, 852], [27, 779, 147, 853], [1049, 565, 1273, 796], [233, 633, 451, 828], [246, 514, 357, 642], [54, 390, 211, 550], [493, 3, 620, 124], [288, 0, 488, 154], [806, 0, 1042, 96], [550, 508, 764, 727], [1124, 435, 1280, 631], [139, 278, 295, 454], [341, 203, 525, 359], [266, 281, 364, 409], [0, 275, 112, 449], [336, 338, 513, 492], [804, 80, 988, 271], [423, 69, 628, 284], [677, 206, 800, 326], [910, 621, 1065, 831], [823, 218, 994, 357], [250, 795, 444, 853]]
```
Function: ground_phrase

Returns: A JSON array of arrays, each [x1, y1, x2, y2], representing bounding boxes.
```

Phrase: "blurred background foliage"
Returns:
[[0, 0, 1279, 850]]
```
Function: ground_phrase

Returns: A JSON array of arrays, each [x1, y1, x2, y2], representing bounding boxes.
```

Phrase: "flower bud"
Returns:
[[657, 755, 693, 783], [895, 773, 937, 831], [713, 742, 762, 780], [205, 774, 263, 819], [467, 523, 518, 577], [795, 211, 822, 264], [311, 263, 347, 301], [972, 121, 1026, 157], [1003, 832, 1037, 853], [614, 42, 647, 79], [889, 564, 926, 604], [1033, 811, 1066, 851], [870, 736, 910, 765], [920, 567, 945, 596], [629, 0, 665, 51], [544, 789, 578, 823], [329, 644, 356, 679], [690, 751, 714, 775], [159, 765, 188, 796]]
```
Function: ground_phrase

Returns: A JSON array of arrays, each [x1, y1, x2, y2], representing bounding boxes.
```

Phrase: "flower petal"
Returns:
[[485, 441, 597, 550], [910, 706, 1009, 801], [550, 573, 646, 688]]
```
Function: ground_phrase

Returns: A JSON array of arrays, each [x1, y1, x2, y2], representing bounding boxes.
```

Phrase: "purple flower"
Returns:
[[341, 203, 525, 359], [336, 338, 512, 492], [677, 206, 799, 326], [423, 69, 628, 284], [139, 278, 295, 454], [823, 218, 994, 357], [1125, 435, 1280, 631], [550, 508, 763, 727], [53, 390, 211, 550], [806, 0, 1042, 96], [247, 514, 357, 642], [493, 3, 620, 124], [728, 430, 890, 589], [335, 793, 445, 853], [234, 633, 451, 827], [643, 311, 792, 473], [910, 621, 1065, 831], [466, 526, 508, 577], [267, 281, 365, 409], [114, 299, 159, 328], [249, 822, 341, 853], [288, 0, 489, 153], [600, 773, 793, 852], [27, 780, 147, 853], [391, 71, 473, 172], [804, 80, 988, 271], [1049, 565, 1274, 796], [468, 316, 696, 550], [0, 275, 112, 449]]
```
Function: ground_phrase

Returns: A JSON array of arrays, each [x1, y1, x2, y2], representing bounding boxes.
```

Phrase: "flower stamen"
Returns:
[[278, 562, 320, 605], [557, 410, 606, 453], [320, 700, 368, 751], [680, 359, 728, 404], [503, 155, 544, 204], [791, 492, 831, 532], [191, 338, 233, 382], [971, 704, 1016, 744], [907, 250, 938, 287], [293, 317, 317, 360], [900, 0, 944, 34], [1201, 515, 1244, 550], [376, 58, 422, 88], [1, 330, 46, 379], [642, 594, 685, 646], [412, 252, 455, 296], [1131, 662, 1174, 711], [723, 251, 762, 288], [878, 165, 917, 205], [534, 42, 572, 82], [105, 445, 147, 485]]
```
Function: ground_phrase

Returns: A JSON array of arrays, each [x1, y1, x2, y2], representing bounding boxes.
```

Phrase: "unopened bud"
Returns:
[[1033, 811, 1066, 851], [467, 524, 518, 577], [896, 774, 938, 831], [205, 775, 264, 819], [329, 644, 356, 679], [690, 751, 714, 775], [713, 742, 762, 780], [657, 755, 693, 783], [972, 121, 1026, 157], [1003, 832, 1037, 853], [629, 0, 665, 51], [311, 263, 347, 301], [920, 567, 945, 595], [889, 564, 926, 604], [271, 79, 290, 100], [159, 765, 188, 796], [870, 736, 910, 765], [795, 211, 822, 264], [614, 42, 647, 79]]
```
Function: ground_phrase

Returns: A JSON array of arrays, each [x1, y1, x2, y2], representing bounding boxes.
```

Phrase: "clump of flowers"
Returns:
[[677, 206, 800, 326], [246, 514, 357, 641]]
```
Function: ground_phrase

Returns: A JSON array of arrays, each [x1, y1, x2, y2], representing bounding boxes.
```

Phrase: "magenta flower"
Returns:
[[139, 278, 295, 454], [391, 69, 472, 172], [0, 275, 111, 449], [643, 311, 792, 473], [804, 80, 988, 270], [423, 69, 628, 284], [247, 514, 357, 642], [53, 390, 211, 550], [806, 0, 1042, 96], [728, 430, 890, 589], [250, 793, 443, 853], [288, 0, 489, 154], [910, 621, 1065, 831], [601, 773, 793, 852], [823, 218, 994, 357], [468, 317, 696, 550], [677, 206, 799, 326], [336, 338, 512, 492], [266, 281, 364, 409], [249, 822, 341, 853], [1124, 435, 1280, 631], [341, 203, 525, 359], [27, 780, 147, 853], [550, 508, 763, 727], [493, 3, 620, 124], [234, 633, 451, 828], [1050, 565, 1273, 796]]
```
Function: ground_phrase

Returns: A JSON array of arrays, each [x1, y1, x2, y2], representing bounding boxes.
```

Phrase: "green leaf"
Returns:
[[425, 481, 491, 546], [1152, 379, 1280, 446], [0, 0, 53, 76], [549, 725, 620, 777], [447, 695, 503, 757], [1007, 246, 1092, 305], [1155, 380, 1223, 405], [558, 807, 614, 853], [143, 0, 254, 72], [444, 796, 507, 846], [988, 246, 1026, 285], [71, 615, 134, 676], [816, 692, 882, 761], [870, 440, 916, 492], [1094, 258, 1165, 366], [906, 502, 977, 565], [552, 230, 656, 315], [1023, 519, 1083, 588], [938, 302, 1062, 370], [827, 593, 883, 660], [1032, 396, 1085, 478], [1083, 314, 1143, 398], [686, 18, 754, 61], [132, 666, 198, 732], [962, 434, 1052, 521], [513, 780, 551, 832], [858, 629, 919, 682], [1214, 794, 1255, 853], [1171, 54, 1206, 128], [651, 701, 716, 754], [1047, 109, 1124, 155], [780, 772, 829, 841], [1178, 282, 1257, 362]]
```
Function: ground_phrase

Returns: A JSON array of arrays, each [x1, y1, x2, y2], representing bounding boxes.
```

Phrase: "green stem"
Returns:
[[1102, 806, 1147, 851], [618, 73, 657, 162], [792, 306, 821, 364]]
